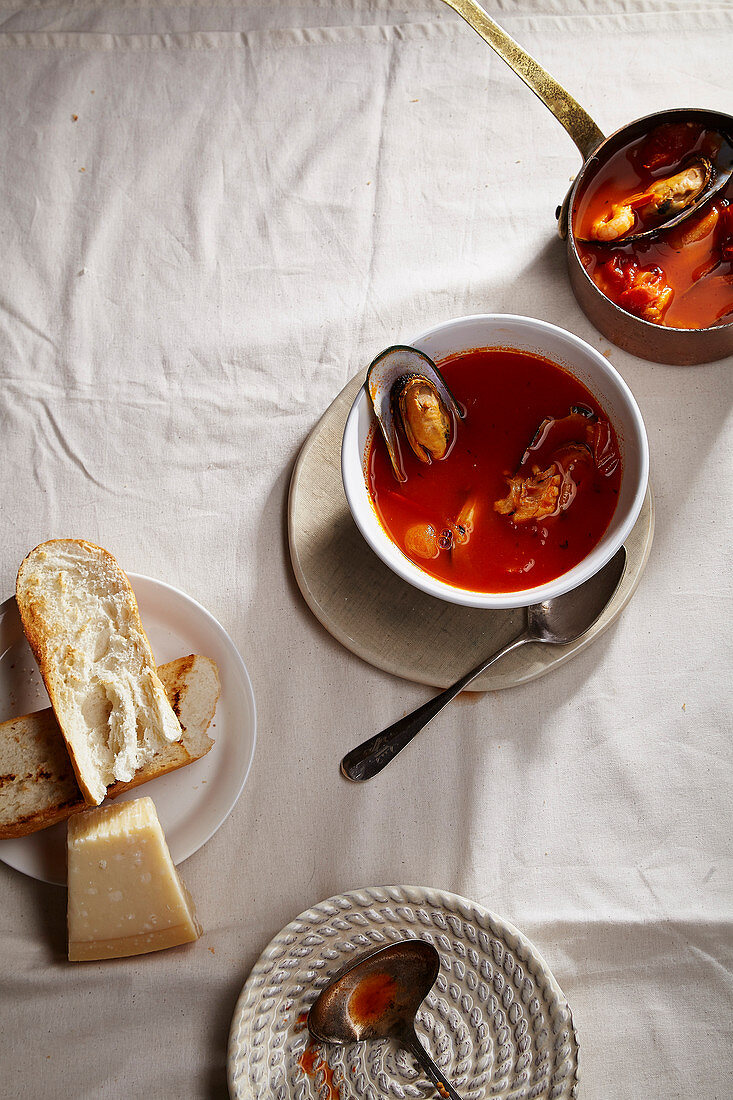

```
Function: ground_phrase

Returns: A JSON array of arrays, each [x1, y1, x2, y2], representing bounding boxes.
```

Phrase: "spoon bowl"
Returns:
[[526, 546, 627, 645], [309, 940, 463, 1099]]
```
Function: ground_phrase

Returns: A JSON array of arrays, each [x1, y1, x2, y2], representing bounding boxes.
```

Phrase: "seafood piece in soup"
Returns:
[[437, 498, 477, 552], [636, 157, 712, 222], [590, 204, 636, 243], [404, 498, 476, 562], [366, 345, 462, 482], [405, 523, 440, 560], [494, 465, 563, 523], [588, 157, 712, 242], [495, 445, 595, 523], [397, 376, 453, 463], [495, 407, 615, 523]]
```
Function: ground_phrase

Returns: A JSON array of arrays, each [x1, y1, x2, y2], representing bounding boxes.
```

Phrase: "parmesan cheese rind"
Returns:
[[67, 797, 201, 961]]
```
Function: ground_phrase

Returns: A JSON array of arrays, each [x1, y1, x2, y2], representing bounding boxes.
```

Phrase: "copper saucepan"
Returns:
[[441, 0, 733, 365]]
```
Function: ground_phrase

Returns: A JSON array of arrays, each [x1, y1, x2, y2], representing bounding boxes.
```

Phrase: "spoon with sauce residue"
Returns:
[[341, 545, 627, 782], [308, 940, 462, 1100]]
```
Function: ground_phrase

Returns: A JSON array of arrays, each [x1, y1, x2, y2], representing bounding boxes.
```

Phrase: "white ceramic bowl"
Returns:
[[341, 314, 649, 609]]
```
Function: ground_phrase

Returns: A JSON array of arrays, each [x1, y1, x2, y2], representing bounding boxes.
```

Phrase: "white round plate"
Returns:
[[0, 573, 256, 886], [228, 885, 579, 1100]]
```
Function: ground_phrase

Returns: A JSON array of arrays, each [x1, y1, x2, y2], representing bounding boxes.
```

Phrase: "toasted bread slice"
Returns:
[[16, 540, 184, 805], [0, 655, 219, 839]]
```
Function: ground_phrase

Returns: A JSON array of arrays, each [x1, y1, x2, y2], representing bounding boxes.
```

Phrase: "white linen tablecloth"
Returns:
[[0, 1, 731, 1097]]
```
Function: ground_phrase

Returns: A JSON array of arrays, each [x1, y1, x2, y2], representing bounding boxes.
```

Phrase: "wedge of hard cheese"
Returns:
[[67, 796, 201, 961], [17, 539, 184, 805], [0, 654, 219, 839]]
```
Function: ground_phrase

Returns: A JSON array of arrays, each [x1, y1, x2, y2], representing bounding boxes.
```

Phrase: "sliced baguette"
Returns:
[[16, 540, 185, 805], [0, 654, 219, 839]]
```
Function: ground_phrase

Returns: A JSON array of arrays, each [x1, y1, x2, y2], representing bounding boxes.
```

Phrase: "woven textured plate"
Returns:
[[288, 374, 654, 689], [228, 885, 579, 1100]]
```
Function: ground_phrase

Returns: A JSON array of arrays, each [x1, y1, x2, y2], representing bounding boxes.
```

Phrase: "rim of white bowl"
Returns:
[[342, 314, 650, 609]]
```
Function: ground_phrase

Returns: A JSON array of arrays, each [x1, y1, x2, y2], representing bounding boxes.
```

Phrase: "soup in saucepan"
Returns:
[[573, 121, 733, 329], [367, 348, 622, 594]]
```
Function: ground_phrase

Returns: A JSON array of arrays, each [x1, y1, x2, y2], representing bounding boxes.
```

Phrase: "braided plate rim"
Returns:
[[227, 885, 579, 1100]]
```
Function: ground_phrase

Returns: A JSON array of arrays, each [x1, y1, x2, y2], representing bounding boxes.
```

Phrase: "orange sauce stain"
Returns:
[[298, 1045, 319, 1076], [348, 971, 398, 1025], [298, 1042, 341, 1100]]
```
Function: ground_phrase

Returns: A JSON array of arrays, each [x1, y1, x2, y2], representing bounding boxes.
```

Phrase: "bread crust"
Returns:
[[0, 654, 219, 839], [16, 540, 184, 805]]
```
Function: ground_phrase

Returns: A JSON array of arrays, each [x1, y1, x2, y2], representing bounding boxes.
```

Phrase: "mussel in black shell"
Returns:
[[585, 156, 714, 244], [366, 345, 463, 482]]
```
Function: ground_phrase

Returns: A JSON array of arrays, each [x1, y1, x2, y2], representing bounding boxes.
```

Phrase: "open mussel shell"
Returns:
[[365, 345, 463, 482], [576, 152, 730, 247]]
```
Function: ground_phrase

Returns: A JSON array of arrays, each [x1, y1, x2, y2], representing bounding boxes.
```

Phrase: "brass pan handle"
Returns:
[[441, 0, 605, 160]]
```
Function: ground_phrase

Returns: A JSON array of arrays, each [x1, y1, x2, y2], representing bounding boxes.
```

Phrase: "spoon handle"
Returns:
[[440, 0, 605, 160], [403, 1027, 464, 1100], [340, 633, 530, 781]]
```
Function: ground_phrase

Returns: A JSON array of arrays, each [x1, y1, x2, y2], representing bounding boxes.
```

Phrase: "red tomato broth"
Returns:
[[367, 348, 622, 594], [573, 123, 733, 329]]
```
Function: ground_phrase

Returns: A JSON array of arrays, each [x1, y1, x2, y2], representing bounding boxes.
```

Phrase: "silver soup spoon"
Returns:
[[341, 545, 627, 782], [308, 940, 463, 1100]]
